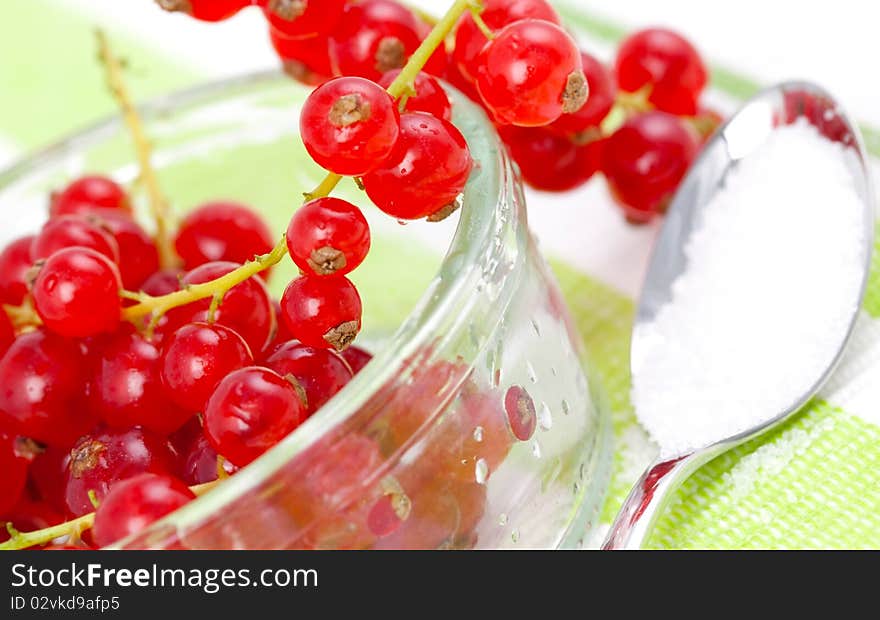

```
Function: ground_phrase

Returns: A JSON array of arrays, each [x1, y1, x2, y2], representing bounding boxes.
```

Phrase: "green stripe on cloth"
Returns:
[[0, 0, 200, 150]]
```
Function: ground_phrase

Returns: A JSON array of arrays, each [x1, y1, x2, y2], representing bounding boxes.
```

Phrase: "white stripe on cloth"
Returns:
[[820, 311, 880, 427]]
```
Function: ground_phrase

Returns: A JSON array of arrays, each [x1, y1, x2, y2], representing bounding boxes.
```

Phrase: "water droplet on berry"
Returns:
[[473, 426, 484, 442], [474, 458, 489, 485]]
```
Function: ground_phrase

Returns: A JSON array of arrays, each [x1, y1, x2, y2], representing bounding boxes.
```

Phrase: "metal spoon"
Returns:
[[602, 82, 876, 550]]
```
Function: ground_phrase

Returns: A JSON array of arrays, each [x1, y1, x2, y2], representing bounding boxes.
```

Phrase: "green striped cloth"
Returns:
[[4, 0, 880, 549]]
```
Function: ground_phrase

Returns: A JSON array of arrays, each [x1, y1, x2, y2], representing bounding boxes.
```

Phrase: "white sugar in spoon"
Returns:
[[603, 82, 875, 550]]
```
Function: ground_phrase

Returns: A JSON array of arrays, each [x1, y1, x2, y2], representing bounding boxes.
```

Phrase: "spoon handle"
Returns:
[[602, 451, 710, 550]]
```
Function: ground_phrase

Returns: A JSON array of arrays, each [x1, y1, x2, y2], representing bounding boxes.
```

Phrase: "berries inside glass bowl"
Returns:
[[0, 0, 720, 550]]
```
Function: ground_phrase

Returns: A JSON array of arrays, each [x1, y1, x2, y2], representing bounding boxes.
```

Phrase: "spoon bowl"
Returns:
[[603, 81, 876, 550]]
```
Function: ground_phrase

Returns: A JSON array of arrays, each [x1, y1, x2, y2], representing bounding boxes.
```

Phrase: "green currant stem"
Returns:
[[96, 30, 179, 270], [3, 300, 41, 331], [120, 0, 479, 325], [469, 7, 495, 40], [386, 0, 475, 98], [122, 236, 288, 323], [0, 481, 220, 551]]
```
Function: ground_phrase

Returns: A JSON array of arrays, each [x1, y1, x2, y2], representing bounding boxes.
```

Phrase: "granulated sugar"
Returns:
[[632, 120, 866, 458]]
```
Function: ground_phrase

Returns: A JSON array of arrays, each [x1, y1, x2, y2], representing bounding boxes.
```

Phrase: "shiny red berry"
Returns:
[[32, 247, 122, 338], [265, 341, 353, 412], [87, 209, 161, 291], [0, 330, 94, 447], [378, 70, 452, 120], [615, 28, 708, 116], [174, 201, 274, 272], [476, 19, 586, 127], [499, 125, 603, 192], [280, 275, 362, 351], [50, 175, 129, 218], [340, 345, 372, 375], [160, 322, 254, 413], [92, 473, 195, 547], [363, 112, 472, 220], [602, 111, 699, 222], [141, 269, 182, 297], [0, 310, 15, 356], [453, 0, 560, 84], [204, 366, 307, 466], [155, 0, 249, 22], [161, 262, 276, 356], [329, 0, 445, 80], [269, 28, 334, 85], [260, 0, 345, 39], [171, 418, 237, 486], [300, 76, 401, 177], [549, 52, 616, 138], [0, 236, 37, 306], [287, 197, 371, 277], [0, 430, 33, 516], [30, 215, 120, 264], [63, 427, 177, 517], [90, 327, 191, 435]]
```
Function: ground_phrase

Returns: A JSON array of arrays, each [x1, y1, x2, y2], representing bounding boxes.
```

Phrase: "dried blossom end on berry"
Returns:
[[307, 246, 347, 275], [375, 36, 406, 73], [324, 320, 359, 351], [268, 0, 306, 21], [562, 71, 589, 115], [330, 94, 371, 127]]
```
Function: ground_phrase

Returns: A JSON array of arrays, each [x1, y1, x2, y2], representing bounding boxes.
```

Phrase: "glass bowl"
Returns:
[[0, 71, 612, 549]]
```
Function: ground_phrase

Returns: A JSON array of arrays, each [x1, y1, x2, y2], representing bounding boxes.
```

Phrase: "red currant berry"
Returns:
[[160, 322, 253, 413], [267, 299, 295, 351], [90, 327, 192, 435], [265, 341, 353, 412], [340, 345, 372, 375], [260, 0, 345, 39], [499, 125, 603, 192], [504, 385, 537, 441], [30, 215, 120, 264], [63, 426, 177, 517], [92, 473, 195, 547], [172, 419, 238, 486], [453, 0, 561, 84], [0, 330, 95, 447], [329, 0, 446, 80], [615, 28, 708, 116], [476, 19, 586, 127], [602, 111, 699, 222], [0, 309, 15, 356], [363, 111, 472, 220], [174, 201, 274, 272], [162, 262, 276, 356], [0, 429, 33, 516], [141, 269, 182, 297], [0, 236, 37, 306], [287, 197, 370, 277], [300, 76, 400, 177], [549, 52, 616, 138], [269, 28, 333, 85], [378, 70, 452, 120], [32, 247, 122, 338], [204, 366, 307, 466], [29, 445, 69, 511], [87, 209, 161, 291], [155, 0, 249, 22], [50, 175, 129, 218], [444, 59, 482, 105], [280, 275, 362, 351]]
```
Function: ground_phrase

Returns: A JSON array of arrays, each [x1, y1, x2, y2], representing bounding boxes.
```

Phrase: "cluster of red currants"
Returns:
[[0, 174, 374, 547], [252, 0, 717, 223]]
